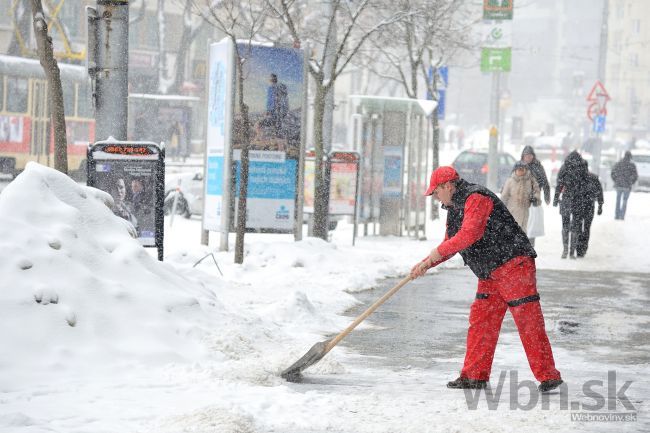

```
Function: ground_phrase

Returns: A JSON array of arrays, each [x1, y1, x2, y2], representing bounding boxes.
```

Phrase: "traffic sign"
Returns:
[[483, 0, 513, 20], [586, 80, 611, 103], [587, 102, 607, 121], [481, 48, 511, 72], [593, 114, 606, 133]]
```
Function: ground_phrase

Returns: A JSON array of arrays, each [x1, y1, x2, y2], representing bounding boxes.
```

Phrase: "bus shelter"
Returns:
[[349, 95, 436, 238]]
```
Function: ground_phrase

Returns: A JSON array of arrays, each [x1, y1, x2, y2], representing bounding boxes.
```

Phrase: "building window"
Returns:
[[632, 19, 641, 34], [144, 14, 158, 48], [616, 0, 624, 18], [63, 82, 75, 116], [59, 0, 82, 39], [77, 81, 92, 118], [0, 0, 12, 25], [6, 77, 28, 113], [0, 76, 4, 111]]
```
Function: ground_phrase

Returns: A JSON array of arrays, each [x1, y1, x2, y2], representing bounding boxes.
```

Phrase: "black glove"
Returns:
[[597, 205, 603, 215], [553, 199, 558, 207]]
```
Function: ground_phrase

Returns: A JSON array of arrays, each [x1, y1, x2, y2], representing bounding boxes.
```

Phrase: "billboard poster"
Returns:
[[329, 152, 359, 216], [231, 44, 304, 231], [203, 40, 234, 231], [89, 142, 163, 249], [382, 146, 403, 198], [303, 152, 359, 215], [233, 150, 297, 231], [303, 157, 316, 213]]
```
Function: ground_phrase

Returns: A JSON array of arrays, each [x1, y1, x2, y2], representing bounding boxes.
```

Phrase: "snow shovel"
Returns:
[[281, 275, 412, 382]]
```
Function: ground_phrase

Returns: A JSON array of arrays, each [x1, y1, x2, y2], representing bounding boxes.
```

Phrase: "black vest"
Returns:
[[444, 180, 536, 279]]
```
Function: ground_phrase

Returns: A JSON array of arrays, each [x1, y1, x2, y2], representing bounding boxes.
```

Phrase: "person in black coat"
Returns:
[[575, 160, 604, 258], [611, 151, 638, 220], [521, 145, 551, 204], [553, 151, 588, 258]]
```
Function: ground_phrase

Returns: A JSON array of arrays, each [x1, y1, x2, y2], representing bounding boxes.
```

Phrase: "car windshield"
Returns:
[[455, 152, 486, 165], [633, 155, 650, 163]]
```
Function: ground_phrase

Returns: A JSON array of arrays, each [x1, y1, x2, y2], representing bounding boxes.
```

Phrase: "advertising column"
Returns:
[[203, 40, 235, 240]]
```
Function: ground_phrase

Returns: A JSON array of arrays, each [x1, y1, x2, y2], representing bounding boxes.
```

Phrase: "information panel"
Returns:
[[88, 140, 165, 259]]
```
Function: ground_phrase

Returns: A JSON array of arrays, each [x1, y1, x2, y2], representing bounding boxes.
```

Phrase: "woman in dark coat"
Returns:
[[521, 146, 550, 246], [553, 151, 589, 258], [521, 146, 551, 204]]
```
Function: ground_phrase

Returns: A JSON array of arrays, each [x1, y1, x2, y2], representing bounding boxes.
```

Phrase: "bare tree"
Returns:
[[170, 0, 205, 93], [192, 0, 270, 263], [31, 0, 67, 174], [360, 0, 476, 218], [266, 0, 406, 240]]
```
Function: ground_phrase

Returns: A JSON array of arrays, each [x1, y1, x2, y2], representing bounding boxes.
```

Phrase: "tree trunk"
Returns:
[[234, 51, 252, 264], [312, 84, 329, 240], [31, 0, 67, 174], [170, 2, 202, 93]]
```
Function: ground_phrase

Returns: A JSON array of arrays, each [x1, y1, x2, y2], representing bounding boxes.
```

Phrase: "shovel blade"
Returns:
[[280, 340, 331, 382]]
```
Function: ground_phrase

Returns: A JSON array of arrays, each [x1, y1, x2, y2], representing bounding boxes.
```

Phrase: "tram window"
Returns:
[[0, 0, 10, 26], [6, 77, 28, 113], [77, 82, 92, 118], [63, 83, 75, 116]]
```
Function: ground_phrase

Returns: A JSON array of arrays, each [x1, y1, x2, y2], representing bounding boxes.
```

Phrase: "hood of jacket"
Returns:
[[521, 145, 537, 160]]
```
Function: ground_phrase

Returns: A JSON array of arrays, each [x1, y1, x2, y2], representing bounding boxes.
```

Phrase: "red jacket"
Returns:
[[423, 194, 494, 268]]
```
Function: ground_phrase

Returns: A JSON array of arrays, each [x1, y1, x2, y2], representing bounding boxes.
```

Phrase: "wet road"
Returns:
[[341, 267, 650, 371]]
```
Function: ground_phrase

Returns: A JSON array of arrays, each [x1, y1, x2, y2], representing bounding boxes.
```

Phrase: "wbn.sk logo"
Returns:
[[464, 370, 637, 420]]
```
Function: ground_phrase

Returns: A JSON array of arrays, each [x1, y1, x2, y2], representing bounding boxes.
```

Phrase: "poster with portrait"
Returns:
[[89, 142, 163, 248]]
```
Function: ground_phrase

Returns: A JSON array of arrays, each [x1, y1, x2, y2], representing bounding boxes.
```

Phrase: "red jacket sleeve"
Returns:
[[436, 193, 493, 258]]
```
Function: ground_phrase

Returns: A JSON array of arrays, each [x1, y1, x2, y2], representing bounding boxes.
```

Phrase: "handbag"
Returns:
[[529, 180, 540, 207], [527, 205, 545, 238]]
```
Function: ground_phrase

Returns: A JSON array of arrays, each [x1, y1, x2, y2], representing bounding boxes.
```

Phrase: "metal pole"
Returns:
[[294, 44, 310, 241], [200, 39, 212, 247], [487, 72, 500, 192], [93, 0, 129, 141], [593, 0, 609, 176]]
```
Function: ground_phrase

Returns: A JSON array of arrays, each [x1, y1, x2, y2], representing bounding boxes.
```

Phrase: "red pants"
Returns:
[[460, 256, 561, 382]]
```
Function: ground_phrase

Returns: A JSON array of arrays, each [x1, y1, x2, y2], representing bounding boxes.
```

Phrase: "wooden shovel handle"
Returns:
[[324, 275, 412, 354]]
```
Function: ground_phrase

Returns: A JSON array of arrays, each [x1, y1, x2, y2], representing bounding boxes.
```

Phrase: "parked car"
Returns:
[[451, 149, 517, 191], [632, 151, 650, 191], [164, 171, 204, 217]]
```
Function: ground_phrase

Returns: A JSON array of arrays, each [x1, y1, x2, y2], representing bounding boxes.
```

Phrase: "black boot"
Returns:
[[447, 377, 488, 389], [538, 379, 564, 392]]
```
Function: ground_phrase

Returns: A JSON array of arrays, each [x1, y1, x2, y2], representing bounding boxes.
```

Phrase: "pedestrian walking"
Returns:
[[501, 162, 541, 235], [611, 151, 638, 220], [521, 146, 550, 246], [410, 166, 562, 392], [575, 160, 604, 258], [553, 151, 588, 259]]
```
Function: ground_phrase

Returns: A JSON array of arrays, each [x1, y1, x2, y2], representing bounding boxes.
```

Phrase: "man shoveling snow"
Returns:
[[410, 166, 563, 393]]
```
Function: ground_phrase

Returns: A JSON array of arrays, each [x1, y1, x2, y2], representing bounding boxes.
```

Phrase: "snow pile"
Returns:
[[0, 163, 230, 385]]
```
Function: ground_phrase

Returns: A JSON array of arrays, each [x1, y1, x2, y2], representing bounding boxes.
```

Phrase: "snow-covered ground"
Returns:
[[0, 162, 648, 433]]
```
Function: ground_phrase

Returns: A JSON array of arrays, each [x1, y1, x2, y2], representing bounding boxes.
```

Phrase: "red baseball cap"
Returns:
[[424, 166, 459, 196]]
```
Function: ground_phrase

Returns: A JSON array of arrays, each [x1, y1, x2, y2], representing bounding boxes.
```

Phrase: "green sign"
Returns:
[[481, 48, 511, 72], [483, 0, 513, 20]]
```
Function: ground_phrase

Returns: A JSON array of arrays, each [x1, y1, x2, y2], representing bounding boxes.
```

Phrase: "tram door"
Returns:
[[30, 79, 50, 166]]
